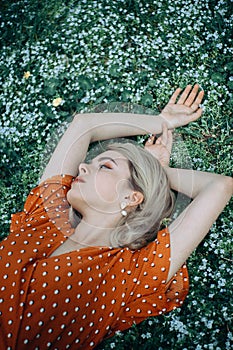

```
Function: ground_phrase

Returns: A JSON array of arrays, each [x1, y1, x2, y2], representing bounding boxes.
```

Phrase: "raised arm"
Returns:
[[40, 112, 165, 183], [166, 167, 232, 281], [40, 84, 203, 183], [144, 113, 233, 283]]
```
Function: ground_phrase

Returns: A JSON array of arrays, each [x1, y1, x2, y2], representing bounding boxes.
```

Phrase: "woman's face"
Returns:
[[67, 150, 132, 216]]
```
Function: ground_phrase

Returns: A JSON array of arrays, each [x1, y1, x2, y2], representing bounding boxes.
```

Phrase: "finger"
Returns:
[[185, 107, 203, 123], [184, 84, 200, 106], [196, 89, 204, 103], [177, 85, 192, 104], [191, 90, 204, 110], [168, 87, 182, 104]]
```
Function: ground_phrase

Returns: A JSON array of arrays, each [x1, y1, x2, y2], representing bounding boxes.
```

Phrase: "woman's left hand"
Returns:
[[145, 123, 173, 167], [160, 84, 204, 129]]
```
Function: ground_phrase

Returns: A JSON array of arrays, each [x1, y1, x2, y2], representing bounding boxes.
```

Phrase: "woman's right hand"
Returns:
[[144, 123, 173, 167], [160, 84, 204, 129]]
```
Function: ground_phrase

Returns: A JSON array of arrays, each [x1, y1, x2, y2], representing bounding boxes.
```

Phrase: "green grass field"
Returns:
[[0, 0, 232, 349]]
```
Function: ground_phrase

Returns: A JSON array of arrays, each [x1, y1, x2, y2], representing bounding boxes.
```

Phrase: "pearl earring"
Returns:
[[120, 202, 127, 217]]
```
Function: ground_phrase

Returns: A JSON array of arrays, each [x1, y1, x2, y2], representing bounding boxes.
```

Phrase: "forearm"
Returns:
[[165, 167, 233, 199], [41, 84, 204, 181], [74, 112, 165, 142], [40, 112, 163, 181], [167, 167, 232, 281]]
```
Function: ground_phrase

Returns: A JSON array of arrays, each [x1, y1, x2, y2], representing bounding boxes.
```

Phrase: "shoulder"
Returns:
[[24, 174, 74, 213]]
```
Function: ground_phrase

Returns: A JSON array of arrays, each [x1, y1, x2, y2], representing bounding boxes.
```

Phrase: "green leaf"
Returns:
[[227, 80, 233, 90], [225, 62, 233, 73], [141, 93, 153, 106], [121, 90, 132, 102], [109, 64, 121, 77], [148, 79, 157, 87], [78, 75, 92, 90], [211, 72, 226, 83]]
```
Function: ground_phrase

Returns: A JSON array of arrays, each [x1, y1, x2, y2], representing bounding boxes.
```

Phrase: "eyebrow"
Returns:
[[96, 157, 118, 166]]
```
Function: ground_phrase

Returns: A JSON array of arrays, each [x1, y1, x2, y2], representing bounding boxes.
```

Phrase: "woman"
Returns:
[[0, 85, 232, 349]]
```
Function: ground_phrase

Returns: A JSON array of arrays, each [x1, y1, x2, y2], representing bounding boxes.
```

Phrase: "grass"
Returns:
[[0, 0, 232, 349]]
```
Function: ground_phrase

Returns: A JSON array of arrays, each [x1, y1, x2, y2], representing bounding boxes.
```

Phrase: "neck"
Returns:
[[71, 213, 120, 248]]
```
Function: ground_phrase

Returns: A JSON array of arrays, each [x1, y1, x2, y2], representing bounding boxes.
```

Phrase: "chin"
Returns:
[[67, 189, 89, 214], [67, 189, 79, 209]]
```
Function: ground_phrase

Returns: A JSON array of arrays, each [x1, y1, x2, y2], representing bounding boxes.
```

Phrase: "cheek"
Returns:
[[67, 181, 116, 209], [95, 176, 129, 203], [95, 178, 118, 202]]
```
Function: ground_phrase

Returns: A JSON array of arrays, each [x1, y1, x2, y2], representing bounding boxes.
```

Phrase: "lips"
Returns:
[[73, 177, 85, 184]]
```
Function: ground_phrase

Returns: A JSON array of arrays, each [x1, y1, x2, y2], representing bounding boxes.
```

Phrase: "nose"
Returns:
[[78, 162, 89, 174]]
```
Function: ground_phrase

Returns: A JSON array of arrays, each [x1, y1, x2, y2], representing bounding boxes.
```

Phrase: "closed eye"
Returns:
[[99, 162, 113, 170]]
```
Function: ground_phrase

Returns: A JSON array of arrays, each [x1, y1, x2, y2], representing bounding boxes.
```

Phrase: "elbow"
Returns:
[[70, 114, 93, 144], [72, 114, 92, 133], [222, 175, 233, 196], [73, 113, 85, 123], [216, 175, 233, 201]]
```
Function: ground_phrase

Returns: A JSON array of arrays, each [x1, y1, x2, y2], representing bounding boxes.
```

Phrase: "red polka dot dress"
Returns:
[[0, 175, 189, 349]]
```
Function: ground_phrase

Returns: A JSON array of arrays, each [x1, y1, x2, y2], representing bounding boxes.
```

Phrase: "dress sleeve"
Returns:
[[112, 227, 189, 331], [3, 175, 74, 261], [23, 174, 73, 216], [10, 174, 73, 225]]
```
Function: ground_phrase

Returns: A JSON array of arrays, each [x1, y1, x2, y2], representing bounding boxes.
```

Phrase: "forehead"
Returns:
[[96, 150, 128, 162]]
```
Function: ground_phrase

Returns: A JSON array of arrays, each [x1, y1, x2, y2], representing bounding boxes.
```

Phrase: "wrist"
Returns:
[[159, 113, 175, 129]]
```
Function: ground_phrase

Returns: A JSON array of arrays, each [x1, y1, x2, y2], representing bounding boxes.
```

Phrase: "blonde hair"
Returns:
[[69, 141, 174, 250], [107, 142, 174, 249]]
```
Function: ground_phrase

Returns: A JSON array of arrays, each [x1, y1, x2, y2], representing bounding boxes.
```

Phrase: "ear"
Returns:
[[127, 191, 144, 207]]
